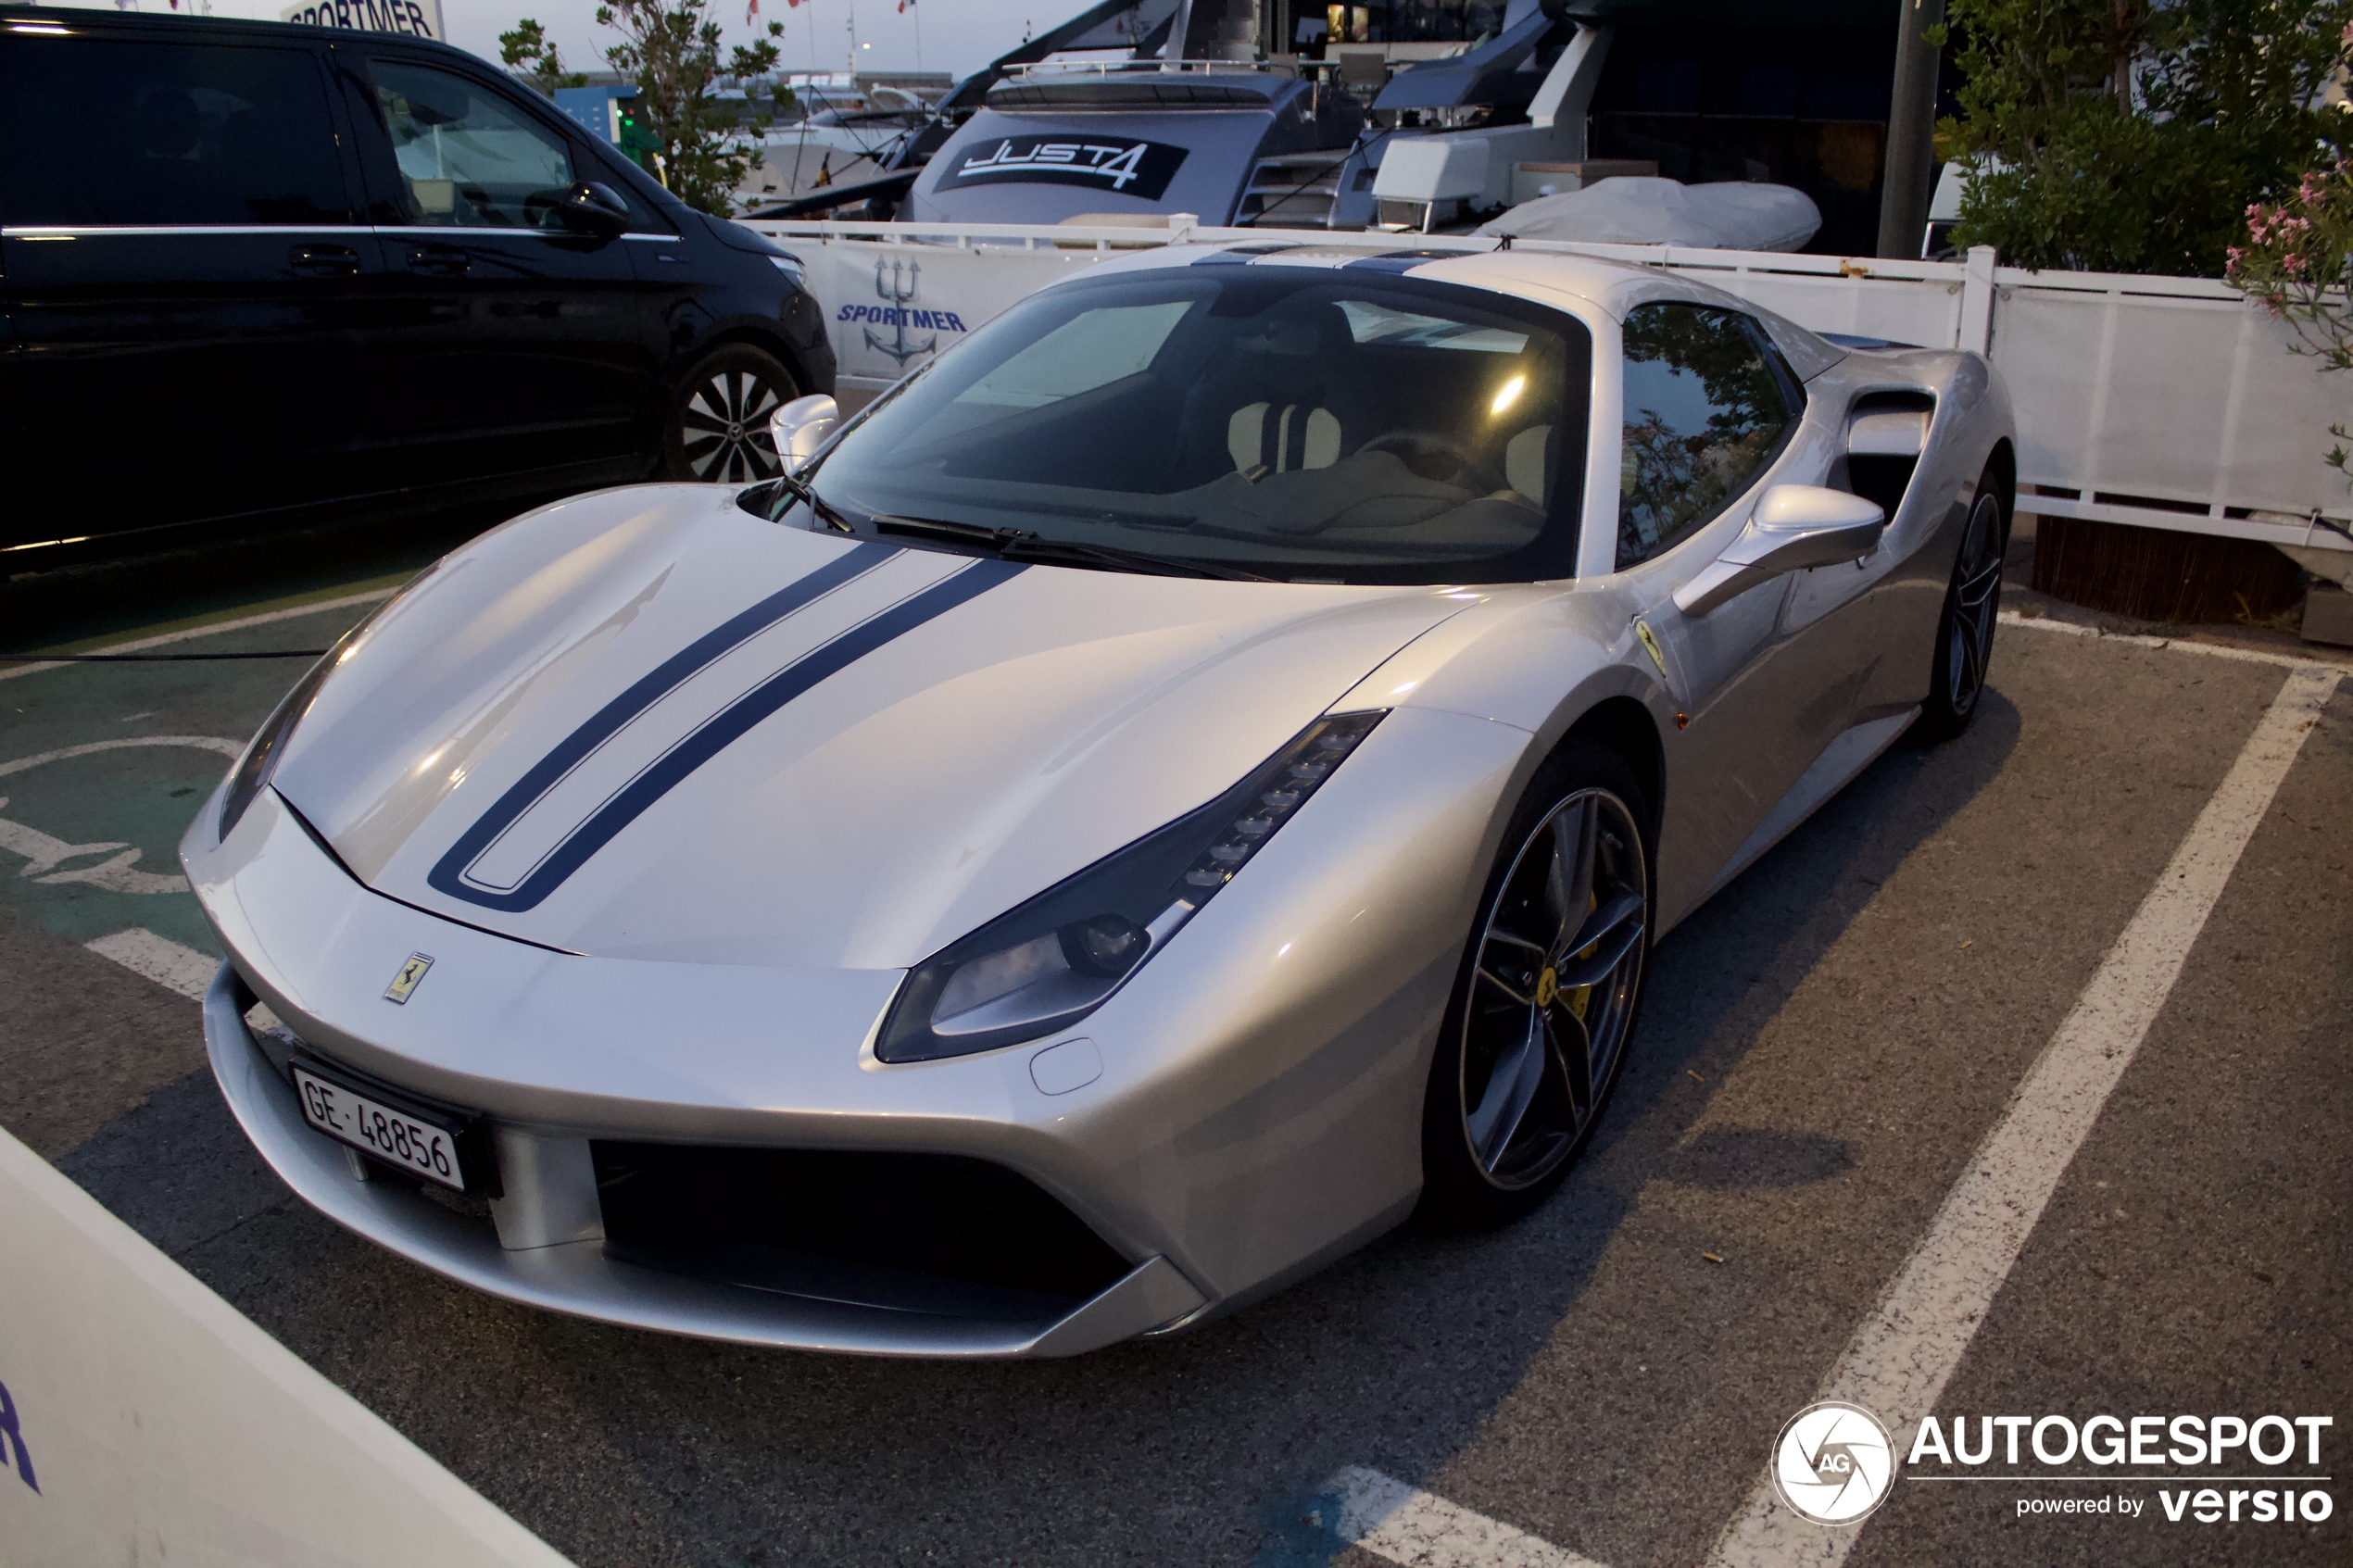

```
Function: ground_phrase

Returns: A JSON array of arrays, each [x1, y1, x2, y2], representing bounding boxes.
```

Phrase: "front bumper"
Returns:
[[202, 961, 1204, 1356], [188, 702, 1528, 1354]]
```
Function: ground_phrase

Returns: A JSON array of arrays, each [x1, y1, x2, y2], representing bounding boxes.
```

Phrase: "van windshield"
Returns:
[[791, 267, 1593, 585]]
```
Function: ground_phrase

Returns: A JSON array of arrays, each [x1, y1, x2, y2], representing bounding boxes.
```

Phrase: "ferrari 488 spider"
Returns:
[[186, 243, 2013, 1356]]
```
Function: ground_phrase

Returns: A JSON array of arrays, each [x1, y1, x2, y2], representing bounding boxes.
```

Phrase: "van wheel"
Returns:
[[662, 345, 797, 483], [1419, 740, 1654, 1229]]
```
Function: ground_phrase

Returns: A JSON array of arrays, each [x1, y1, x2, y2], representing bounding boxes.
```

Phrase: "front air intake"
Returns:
[[592, 1143, 1134, 1323]]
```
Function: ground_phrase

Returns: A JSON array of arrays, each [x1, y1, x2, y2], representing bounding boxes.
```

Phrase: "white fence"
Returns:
[[746, 218, 2352, 559]]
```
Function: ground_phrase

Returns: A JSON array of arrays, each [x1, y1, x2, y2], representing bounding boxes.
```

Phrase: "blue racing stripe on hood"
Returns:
[[424, 540, 993, 912], [1343, 249, 1467, 273], [1193, 243, 1307, 266]]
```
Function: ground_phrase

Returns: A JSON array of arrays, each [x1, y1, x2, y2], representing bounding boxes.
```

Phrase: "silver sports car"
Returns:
[[184, 244, 2013, 1357]]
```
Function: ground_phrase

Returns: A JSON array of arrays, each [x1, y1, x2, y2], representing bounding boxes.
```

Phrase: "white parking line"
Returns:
[[2000, 608, 2352, 672], [1315, 662, 2339, 1568], [0, 586, 396, 684], [1705, 663, 2342, 1568], [1319, 1467, 1609, 1568], [84, 928, 221, 1002]]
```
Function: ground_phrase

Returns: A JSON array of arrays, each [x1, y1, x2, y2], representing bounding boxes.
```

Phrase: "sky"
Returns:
[[71, 0, 1055, 80], [438, 0, 1041, 81]]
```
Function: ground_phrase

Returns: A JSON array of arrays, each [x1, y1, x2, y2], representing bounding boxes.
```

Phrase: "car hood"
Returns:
[[271, 485, 1475, 968]]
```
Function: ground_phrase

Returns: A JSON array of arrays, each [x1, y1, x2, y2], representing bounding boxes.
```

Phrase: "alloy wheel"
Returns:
[[680, 368, 786, 483], [1459, 786, 1648, 1189], [1944, 490, 2005, 717]]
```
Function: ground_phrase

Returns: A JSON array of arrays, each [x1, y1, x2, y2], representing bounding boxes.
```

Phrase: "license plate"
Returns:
[[292, 1061, 468, 1192]]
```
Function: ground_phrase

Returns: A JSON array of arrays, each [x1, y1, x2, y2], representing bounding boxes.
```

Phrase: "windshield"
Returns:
[[781, 267, 1593, 585]]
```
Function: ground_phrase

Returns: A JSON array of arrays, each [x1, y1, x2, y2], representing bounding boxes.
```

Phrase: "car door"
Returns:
[[0, 25, 380, 546], [1607, 300, 1848, 913], [339, 51, 655, 483]]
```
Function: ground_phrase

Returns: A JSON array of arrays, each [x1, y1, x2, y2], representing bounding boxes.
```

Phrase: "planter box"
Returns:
[[2031, 514, 2303, 625], [2305, 583, 2353, 647]]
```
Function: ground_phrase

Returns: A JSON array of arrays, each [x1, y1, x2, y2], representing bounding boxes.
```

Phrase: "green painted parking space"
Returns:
[[0, 498, 511, 966], [1, 582, 427, 964]]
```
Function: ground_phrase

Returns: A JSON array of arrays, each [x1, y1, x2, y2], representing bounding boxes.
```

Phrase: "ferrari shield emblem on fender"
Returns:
[[384, 953, 434, 1005], [1634, 618, 1668, 678]]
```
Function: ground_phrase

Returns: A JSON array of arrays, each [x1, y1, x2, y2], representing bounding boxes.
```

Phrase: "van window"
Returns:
[[0, 40, 347, 227], [370, 61, 577, 228]]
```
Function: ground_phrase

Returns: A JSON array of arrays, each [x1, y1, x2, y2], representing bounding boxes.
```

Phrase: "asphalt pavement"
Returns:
[[0, 533, 2346, 1568]]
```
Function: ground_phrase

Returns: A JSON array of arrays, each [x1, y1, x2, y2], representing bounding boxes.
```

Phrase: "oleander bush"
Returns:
[[1935, 0, 2353, 276], [2227, 153, 2353, 488]]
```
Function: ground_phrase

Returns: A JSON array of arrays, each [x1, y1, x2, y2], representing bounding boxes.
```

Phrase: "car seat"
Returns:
[[1504, 424, 1554, 507], [1180, 300, 1358, 485]]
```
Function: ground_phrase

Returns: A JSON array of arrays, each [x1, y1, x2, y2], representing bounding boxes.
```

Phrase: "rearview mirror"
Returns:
[[551, 182, 631, 239], [1672, 484, 1885, 618], [768, 395, 839, 471]]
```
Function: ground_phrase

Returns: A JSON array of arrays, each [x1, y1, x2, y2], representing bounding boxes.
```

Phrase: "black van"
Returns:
[[0, 6, 834, 559]]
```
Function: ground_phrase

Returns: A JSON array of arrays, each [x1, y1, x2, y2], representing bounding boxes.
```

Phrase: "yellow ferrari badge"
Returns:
[[384, 953, 434, 1005], [1634, 619, 1668, 679], [1535, 966, 1558, 1008]]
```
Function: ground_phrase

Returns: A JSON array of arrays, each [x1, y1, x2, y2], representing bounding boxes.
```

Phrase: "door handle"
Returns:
[[289, 244, 361, 278], [405, 245, 471, 277]]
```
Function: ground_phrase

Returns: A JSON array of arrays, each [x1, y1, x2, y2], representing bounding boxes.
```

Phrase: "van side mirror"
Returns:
[[768, 395, 840, 471], [552, 182, 631, 239], [1672, 484, 1885, 618]]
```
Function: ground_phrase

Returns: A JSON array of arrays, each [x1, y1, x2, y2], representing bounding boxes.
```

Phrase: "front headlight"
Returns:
[[769, 252, 806, 288], [216, 648, 339, 842], [217, 564, 438, 842], [875, 710, 1388, 1063]]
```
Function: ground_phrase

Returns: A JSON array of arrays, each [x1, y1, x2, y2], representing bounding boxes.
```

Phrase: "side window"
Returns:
[[0, 40, 347, 227], [1617, 304, 1795, 571], [369, 61, 575, 228]]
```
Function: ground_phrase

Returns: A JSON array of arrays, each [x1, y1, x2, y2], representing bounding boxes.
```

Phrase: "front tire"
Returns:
[[1919, 471, 2007, 740], [661, 345, 798, 484], [1419, 740, 1655, 1229]]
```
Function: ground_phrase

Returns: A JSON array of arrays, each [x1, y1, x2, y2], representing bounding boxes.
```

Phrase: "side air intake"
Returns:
[[1843, 392, 1935, 521]]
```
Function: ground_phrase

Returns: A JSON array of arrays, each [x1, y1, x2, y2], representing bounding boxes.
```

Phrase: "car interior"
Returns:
[[819, 272, 1595, 581]]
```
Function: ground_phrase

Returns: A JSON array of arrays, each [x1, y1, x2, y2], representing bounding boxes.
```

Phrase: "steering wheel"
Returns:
[[1357, 430, 1507, 494]]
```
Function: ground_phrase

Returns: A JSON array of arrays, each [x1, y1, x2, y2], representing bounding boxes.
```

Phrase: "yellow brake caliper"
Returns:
[[1568, 888, 1598, 1021]]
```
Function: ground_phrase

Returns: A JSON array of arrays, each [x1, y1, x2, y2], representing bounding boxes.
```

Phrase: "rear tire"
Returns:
[[661, 345, 798, 484], [1419, 739, 1655, 1229], [1919, 469, 2007, 740]]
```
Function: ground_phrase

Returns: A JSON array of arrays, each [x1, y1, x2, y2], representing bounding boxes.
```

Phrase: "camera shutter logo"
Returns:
[[1770, 1400, 1896, 1525]]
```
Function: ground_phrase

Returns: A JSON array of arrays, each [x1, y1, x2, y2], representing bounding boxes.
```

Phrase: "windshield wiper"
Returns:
[[872, 514, 1271, 583], [996, 534, 1273, 583], [769, 469, 856, 534], [874, 513, 1010, 547]]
